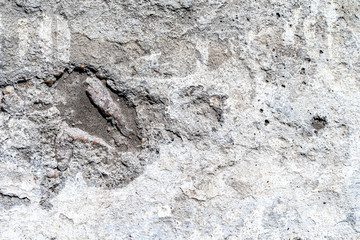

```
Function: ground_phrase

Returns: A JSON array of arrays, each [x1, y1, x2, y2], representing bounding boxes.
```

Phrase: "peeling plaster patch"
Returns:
[[0, 192, 30, 209]]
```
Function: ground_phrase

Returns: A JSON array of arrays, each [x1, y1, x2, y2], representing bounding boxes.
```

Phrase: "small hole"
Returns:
[[265, 119, 270, 126], [312, 115, 327, 130], [260, 109, 264, 113], [320, 50, 323, 54], [276, 13, 280, 18], [281, 84, 286, 88]]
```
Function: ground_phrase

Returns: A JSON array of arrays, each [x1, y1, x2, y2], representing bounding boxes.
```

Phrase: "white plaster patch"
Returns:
[[39, 15, 53, 62], [56, 16, 71, 63], [18, 18, 29, 60]]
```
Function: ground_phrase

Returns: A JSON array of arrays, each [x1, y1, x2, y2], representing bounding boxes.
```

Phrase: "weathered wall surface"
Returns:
[[0, 0, 360, 239]]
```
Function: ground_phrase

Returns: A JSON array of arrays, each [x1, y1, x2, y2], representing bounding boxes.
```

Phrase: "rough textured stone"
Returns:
[[1, 0, 360, 239]]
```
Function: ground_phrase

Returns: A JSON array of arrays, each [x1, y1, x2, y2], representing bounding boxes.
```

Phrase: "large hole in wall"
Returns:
[[39, 67, 155, 208], [55, 70, 140, 152]]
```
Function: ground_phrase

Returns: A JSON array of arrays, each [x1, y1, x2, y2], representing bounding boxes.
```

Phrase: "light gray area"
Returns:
[[0, 0, 360, 239]]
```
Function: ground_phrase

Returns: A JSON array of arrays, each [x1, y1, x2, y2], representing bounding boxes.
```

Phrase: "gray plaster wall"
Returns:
[[0, 0, 360, 239]]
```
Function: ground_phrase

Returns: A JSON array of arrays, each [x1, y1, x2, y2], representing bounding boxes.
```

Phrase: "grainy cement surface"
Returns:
[[0, 0, 360, 239]]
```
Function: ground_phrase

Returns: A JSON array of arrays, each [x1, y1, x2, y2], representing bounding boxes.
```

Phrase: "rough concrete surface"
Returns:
[[0, 0, 360, 239]]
